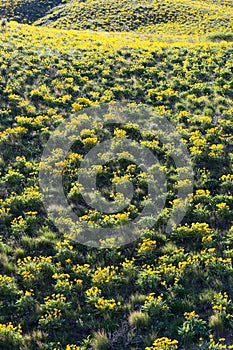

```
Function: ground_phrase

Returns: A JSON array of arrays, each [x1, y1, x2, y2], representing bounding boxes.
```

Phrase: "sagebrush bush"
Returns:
[[92, 331, 111, 350], [128, 311, 151, 328], [207, 32, 233, 42]]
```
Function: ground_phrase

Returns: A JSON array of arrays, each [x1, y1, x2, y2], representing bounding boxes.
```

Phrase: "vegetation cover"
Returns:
[[35, 0, 233, 35], [0, 1, 232, 349]]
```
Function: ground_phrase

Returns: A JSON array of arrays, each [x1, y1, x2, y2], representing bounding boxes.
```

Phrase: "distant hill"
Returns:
[[0, 0, 65, 23], [34, 0, 233, 35], [0, 0, 232, 36]]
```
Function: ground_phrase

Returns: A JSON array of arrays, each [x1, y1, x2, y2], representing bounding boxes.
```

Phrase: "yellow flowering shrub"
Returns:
[[145, 337, 178, 349]]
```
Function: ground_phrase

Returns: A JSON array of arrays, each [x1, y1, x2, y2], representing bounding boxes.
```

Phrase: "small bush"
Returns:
[[128, 311, 150, 328], [92, 331, 111, 350], [130, 293, 147, 306], [209, 314, 225, 334], [207, 32, 233, 42]]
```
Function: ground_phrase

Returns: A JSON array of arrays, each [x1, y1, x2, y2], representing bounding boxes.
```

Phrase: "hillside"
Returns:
[[34, 0, 233, 35], [0, 0, 233, 345], [0, 20, 232, 349], [0, 0, 233, 35]]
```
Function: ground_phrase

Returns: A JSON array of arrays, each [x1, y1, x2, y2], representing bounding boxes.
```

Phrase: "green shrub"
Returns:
[[0, 323, 23, 350], [178, 311, 207, 345]]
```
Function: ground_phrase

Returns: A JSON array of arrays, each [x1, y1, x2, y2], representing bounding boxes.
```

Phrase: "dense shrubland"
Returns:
[[0, 3, 232, 350], [35, 0, 233, 35], [0, 0, 233, 36]]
